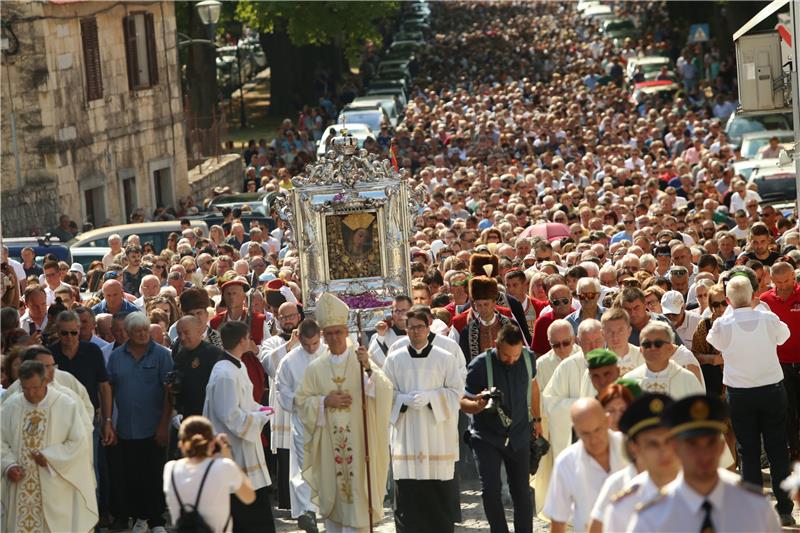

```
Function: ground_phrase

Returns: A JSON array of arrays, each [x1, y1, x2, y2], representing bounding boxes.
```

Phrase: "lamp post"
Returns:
[[195, 0, 222, 39]]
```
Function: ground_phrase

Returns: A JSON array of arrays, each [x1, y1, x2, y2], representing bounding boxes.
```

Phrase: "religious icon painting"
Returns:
[[324, 211, 382, 280]]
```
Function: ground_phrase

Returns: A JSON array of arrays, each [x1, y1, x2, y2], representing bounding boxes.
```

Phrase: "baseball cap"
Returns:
[[660, 290, 685, 315]]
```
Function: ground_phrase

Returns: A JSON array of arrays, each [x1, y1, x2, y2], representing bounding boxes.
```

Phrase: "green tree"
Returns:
[[236, 1, 398, 117]]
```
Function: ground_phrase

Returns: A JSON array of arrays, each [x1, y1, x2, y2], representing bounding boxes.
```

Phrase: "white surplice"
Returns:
[[1, 386, 98, 533], [204, 355, 272, 490], [383, 342, 465, 480], [614, 343, 645, 376], [275, 343, 325, 518], [260, 335, 293, 451], [368, 327, 406, 368], [389, 332, 467, 381], [542, 350, 593, 462], [622, 360, 705, 398]]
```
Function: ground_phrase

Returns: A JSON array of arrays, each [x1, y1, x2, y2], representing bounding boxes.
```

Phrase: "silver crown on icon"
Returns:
[[331, 127, 358, 155]]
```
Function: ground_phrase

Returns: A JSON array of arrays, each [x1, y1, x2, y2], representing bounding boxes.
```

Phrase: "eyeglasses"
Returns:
[[641, 339, 669, 349], [59, 330, 79, 337], [407, 324, 428, 332], [549, 340, 572, 349], [623, 219, 635, 224], [278, 312, 299, 321], [578, 292, 598, 300], [153, 264, 166, 270], [550, 298, 570, 306], [710, 300, 728, 309]]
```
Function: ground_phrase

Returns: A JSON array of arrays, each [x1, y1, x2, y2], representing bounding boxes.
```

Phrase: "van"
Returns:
[[68, 220, 208, 252], [350, 96, 401, 127], [4, 236, 72, 265]]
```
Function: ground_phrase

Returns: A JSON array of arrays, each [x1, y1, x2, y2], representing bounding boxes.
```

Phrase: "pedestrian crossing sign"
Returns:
[[688, 23, 710, 44]]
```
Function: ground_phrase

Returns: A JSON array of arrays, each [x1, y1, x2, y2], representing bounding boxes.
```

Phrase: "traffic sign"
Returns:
[[688, 23, 710, 44]]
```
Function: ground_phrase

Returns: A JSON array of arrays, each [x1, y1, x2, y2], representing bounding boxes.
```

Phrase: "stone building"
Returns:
[[1, 0, 189, 236]]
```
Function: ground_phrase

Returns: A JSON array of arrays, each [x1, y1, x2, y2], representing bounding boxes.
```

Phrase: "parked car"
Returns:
[[207, 193, 271, 215], [725, 109, 793, 150], [4, 236, 71, 265], [626, 56, 673, 82], [349, 97, 401, 127], [748, 164, 797, 205], [190, 213, 276, 234], [338, 106, 392, 135], [316, 123, 374, 157], [629, 80, 679, 105], [601, 18, 638, 44], [739, 130, 794, 160], [70, 246, 111, 273], [368, 79, 408, 95], [577, 0, 602, 13], [68, 221, 208, 252], [583, 4, 614, 21], [732, 158, 779, 181]]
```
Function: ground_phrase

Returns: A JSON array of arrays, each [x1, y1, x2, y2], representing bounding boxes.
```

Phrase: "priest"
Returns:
[[295, 293, 394, 532], [383, 306, 465, 533], [1, 360, 98, 532], [275, 318, 327, 533]]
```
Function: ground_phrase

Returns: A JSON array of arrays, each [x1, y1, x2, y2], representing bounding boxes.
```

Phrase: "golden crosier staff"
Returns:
[[355, 310, 374, 533]]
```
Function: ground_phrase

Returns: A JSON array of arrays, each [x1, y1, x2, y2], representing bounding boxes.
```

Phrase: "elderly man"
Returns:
[[543, 398, 628, 533], [661, 290, 701, 349], [760, 261, 800, 461], [384, 306, 464, 533], [133, 274, 161, 309], [707, 276, 794, 524], [165, 287, 222, 348], [565, 277, 604, 333], [542, 319, 605, 476], [531, 284, 575, 355], [533, 318, 578, 512], [622, 321, 704, 398], [91, 279, 139, 316], [169, 315, 223, 419], [295, 293, 393, 532], [106, 313, 173, 533], [1, 361, 98, 532], [102, 233, 123, 268], [601, 307, 643, 375]]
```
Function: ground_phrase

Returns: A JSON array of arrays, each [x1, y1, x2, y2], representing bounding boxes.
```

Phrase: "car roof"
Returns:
[[69, 220, 208, 246], [739, 130, 794, 141]]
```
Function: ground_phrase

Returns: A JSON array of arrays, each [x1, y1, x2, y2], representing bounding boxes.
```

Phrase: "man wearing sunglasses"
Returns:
[[621, 321, 704, 399], [565, 278, 604, 334], [531, 285, 575, 356]]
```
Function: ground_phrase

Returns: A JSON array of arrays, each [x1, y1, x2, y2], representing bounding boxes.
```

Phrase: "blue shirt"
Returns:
[[91, 298, 139, 316], [565, 305, 605, 334], [610, 230, 633, 244], [107, 341, 173, 439]]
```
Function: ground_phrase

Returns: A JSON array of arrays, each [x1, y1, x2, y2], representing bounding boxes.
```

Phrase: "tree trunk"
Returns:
[[261, 29, 301, 118], [186, 6, 218, 135]]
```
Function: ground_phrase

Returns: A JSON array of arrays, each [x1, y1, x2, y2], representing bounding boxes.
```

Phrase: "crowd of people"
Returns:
[[2, 1, 800, 532]]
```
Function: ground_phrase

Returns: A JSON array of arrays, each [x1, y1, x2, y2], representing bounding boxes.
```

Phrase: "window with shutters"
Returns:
[[122, 12, 159, 90], [80, 17, 103, 101]]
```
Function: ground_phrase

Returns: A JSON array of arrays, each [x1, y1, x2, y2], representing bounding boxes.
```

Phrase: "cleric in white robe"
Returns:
[[275, 318, 326, 530], [383, 306, 465, 533], [1, 360, 98, 533]]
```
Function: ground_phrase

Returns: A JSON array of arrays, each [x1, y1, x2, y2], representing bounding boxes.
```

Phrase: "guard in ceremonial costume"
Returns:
[[383, 306, 465, 533], [543, 397, 628, 533], [588, 393, 679, 533], [458, 276, 515, 363], [367, 295, 412, 367], [628, 395, 782, 532], [586, 349, 621, 396], [295, 293, 394, 533]]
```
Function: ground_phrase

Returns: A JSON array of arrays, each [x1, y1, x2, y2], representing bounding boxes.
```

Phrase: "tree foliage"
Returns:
[[236, 1, 399, 63]]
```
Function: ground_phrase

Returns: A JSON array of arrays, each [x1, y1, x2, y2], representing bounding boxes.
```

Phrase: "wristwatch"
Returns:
[[531, 417, 542, 423]]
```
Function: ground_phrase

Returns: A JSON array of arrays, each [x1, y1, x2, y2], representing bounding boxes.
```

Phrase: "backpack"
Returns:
[[170, 459, 218, 533]]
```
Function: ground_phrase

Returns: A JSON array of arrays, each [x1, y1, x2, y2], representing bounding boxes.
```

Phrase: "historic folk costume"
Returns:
[[457, 276, 514, 362], [295, 293, 393, 532]]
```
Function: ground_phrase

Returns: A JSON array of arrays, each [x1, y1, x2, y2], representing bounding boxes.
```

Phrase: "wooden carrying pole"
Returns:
[[356, 311, 374, 533]]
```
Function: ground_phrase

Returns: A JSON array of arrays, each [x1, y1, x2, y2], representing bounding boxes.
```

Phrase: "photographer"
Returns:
[[164, 416, 256, 532], [460, 324, 535, 533], [170, 316, 224, 419]]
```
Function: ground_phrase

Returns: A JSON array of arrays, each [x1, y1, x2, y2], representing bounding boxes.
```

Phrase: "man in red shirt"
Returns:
[[531, 284, 575, 356], [760, 261, 800, 460]]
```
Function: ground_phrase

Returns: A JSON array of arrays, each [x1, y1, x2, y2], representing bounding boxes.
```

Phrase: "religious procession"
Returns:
[[2, 0, 800, 532]]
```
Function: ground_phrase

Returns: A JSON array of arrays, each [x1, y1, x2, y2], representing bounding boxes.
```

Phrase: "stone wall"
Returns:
[[1, 178, 60, 236], [188, 154, 244, 203]]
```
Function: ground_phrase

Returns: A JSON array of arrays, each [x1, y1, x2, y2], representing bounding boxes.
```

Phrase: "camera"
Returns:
[[164, 370, 183, 395], [479, 387, 504, 414]]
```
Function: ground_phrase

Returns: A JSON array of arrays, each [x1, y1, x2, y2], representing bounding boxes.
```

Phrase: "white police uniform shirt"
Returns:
[[543, 429, 629, 533], [628, 469, 781, 532], [601, 470, 661, 533]]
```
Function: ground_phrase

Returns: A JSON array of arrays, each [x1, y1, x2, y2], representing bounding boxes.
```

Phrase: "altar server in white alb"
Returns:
[[383, 306, 465, 533], [295, 292, 394, 533], [368, 295, 412, 367], [1, 360, 98, 533], [275, 318, 327, 533], [204, 320, 275, 532]]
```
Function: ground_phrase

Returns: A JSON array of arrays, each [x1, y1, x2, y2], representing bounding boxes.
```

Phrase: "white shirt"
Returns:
[[8, 258, 25, 288], [543, 429, 629, 533], [729, 190, 761, 213], [706, 307, 789, 388], [163, 457, 244, 533], [590, 463, 638, 523], [602, 470, 662, 532], [670, 344, 705, 389], [673, 310, 702, 350], [629, 469, 781, 532], [19, 311, 47, 334]]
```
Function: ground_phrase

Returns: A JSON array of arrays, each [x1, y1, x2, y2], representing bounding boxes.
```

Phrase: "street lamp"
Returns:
[[195, 0, 222, 28]]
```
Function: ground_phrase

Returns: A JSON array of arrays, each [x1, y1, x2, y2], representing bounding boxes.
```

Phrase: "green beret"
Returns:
[[615, 378, 643, 398], [586, 348, 618, 369]]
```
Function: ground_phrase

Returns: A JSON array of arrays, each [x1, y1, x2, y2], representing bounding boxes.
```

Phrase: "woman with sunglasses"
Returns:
[[690, 283, 726, 398]]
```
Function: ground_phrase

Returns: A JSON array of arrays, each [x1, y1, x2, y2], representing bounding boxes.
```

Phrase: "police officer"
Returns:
[[629, 395, 783, 532], [460, 324, 535, 533], [589, 393, 679, 533]]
